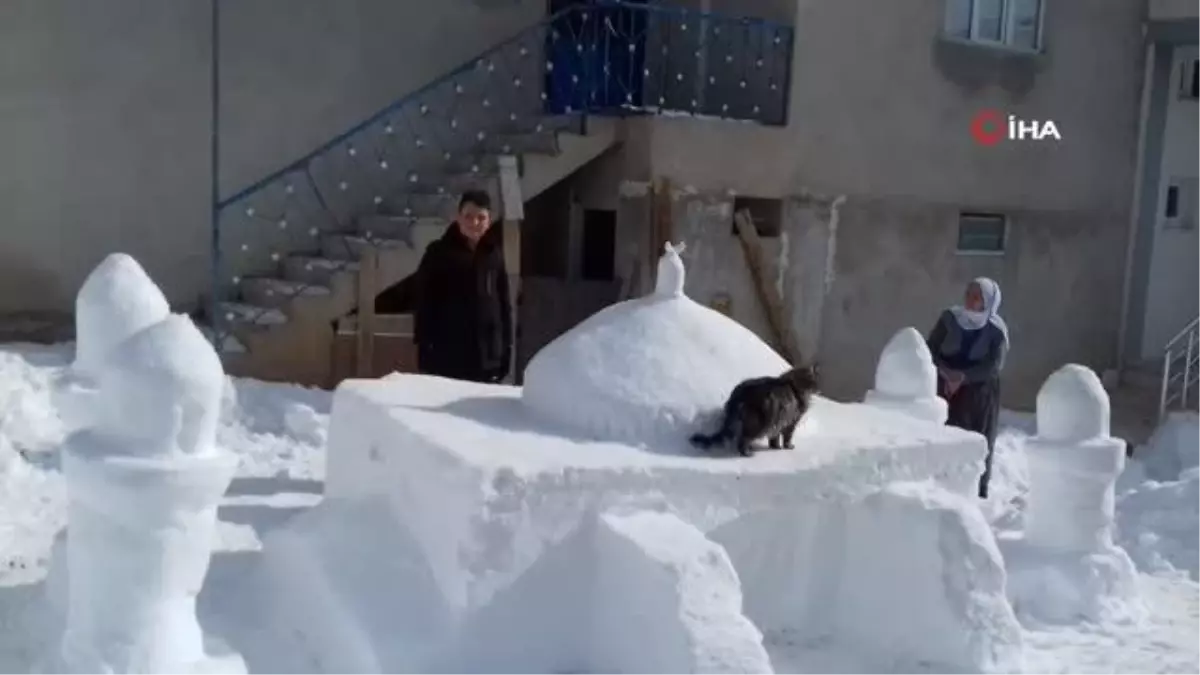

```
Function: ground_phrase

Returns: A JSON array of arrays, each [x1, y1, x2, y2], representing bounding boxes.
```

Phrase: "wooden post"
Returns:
[[497, 155, 524, 385], [503, 218, 521, 384], [734, 209, 802, 365], [355, 248, 379, 378]]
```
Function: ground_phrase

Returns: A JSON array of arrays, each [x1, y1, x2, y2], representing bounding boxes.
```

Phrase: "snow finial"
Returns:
[[654, 241, 687, 297]]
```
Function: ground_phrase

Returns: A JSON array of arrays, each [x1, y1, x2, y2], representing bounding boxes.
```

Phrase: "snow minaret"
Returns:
[[55, 253, 172, 437], [72, 253, 170, 380], [655, 241, 687, 297], [54, 314, 244, 673], [863, 327, 948, 425], [1004, 364, 1142, 624]]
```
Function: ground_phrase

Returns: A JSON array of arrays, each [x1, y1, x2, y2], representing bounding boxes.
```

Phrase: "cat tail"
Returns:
[[689, 428, 727, 448], [690, 406, 739, 449]]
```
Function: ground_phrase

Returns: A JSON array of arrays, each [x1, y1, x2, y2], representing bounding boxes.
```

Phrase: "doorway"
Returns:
[[581, 208, 616, 281]]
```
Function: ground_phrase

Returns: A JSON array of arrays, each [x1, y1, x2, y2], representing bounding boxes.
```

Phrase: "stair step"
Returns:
[[389, 191, 461, 217], [218, 301, 288, 328], [199, 323, 247, 354], [320, 234, 415, 261], [500, 113, 584, 136], [412, 172, 496, 196], [241, 277, 332, 309], [443, 153, 501, 175], [357, 215, 448, 244], [283, 256, 360, 286], [480, 130, 561, 156]]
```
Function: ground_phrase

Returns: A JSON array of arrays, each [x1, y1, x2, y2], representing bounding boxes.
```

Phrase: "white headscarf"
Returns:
[[951, 277, 1009, 343]]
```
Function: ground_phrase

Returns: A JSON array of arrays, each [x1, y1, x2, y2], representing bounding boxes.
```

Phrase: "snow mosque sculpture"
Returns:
[[50, 314, 244, 674], [255, 243, 1023, 673], [1002, 364, 1143, 625], [521, 240, 801, 445], [863, 326, 948, 425]]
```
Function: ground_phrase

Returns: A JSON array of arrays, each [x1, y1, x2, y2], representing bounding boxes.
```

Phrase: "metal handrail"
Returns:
[[216, 2, 794, 210], [1164, 316, 1200, 352], [1159, 316, 1200, 421], [208, 1, 797, 350]]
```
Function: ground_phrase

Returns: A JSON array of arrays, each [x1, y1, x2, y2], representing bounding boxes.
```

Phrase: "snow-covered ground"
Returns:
[[1, 342, 1196, 673]]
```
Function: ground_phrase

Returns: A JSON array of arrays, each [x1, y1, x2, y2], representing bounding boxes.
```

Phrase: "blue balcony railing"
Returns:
[[209, 1, 794, 349]]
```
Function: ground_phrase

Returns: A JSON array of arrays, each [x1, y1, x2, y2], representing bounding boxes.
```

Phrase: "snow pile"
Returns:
[[1117, 468, 1200, 581], [1138, 412, 1199, 481], [1003, 365, 1142, 625], [863, 327, 948, 425], [522, 240, 794, 445]]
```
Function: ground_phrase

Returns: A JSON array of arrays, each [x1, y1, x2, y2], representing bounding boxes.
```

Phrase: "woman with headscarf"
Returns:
[[926, 277, 1010, 499]]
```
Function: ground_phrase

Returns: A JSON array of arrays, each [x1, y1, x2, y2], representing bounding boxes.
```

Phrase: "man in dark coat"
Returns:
[[414, 190, 513, 383]]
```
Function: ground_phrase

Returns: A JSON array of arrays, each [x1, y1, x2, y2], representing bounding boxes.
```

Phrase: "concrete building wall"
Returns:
[[1150, 0, 1199, 21], [1139, 44, 1198, 359], [605, 0, 1146, 405], [0, 0, 543, 317]]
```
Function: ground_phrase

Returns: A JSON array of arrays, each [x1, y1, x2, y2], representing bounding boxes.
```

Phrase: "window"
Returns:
[[730, 197, 782, 238], [956, 213, 1007, 254], [1179, 57, 1199, 101], [1164, 177, 1198, 230], [944, 0, 1043, 51]]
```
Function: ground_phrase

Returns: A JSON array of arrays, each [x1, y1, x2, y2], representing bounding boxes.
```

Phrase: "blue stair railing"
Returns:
[[209, 1, 795, 351]]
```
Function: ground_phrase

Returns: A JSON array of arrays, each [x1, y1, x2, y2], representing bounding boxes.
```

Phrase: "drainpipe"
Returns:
[[1115, 35, 1156, 378]]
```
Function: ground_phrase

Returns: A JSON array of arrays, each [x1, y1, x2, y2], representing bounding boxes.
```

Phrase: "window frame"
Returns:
[[945, 0, 1045, 53], [955, 212, 1009, 256]]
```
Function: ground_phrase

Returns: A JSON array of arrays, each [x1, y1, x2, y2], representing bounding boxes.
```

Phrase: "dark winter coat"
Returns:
[[414, 223, 512, 383], [927, 309, 1009, 498]]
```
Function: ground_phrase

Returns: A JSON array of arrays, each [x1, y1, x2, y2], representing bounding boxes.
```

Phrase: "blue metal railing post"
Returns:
[[209, 0, 222, 345]]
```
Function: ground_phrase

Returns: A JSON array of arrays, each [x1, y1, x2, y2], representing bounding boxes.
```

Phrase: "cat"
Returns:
[[689, 363, 820, 457]]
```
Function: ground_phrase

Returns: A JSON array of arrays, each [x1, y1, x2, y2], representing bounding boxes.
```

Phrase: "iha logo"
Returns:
[[970, 109, 1062, 146]]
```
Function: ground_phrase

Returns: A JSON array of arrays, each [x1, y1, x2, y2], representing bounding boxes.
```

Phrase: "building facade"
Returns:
[[0, 0, 1186, 406]]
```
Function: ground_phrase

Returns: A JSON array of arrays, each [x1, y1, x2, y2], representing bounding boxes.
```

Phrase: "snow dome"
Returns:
[[521, 242, 793, 445]]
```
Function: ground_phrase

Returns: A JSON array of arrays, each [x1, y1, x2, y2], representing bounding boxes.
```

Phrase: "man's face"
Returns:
[[456, 202, 491, 243]]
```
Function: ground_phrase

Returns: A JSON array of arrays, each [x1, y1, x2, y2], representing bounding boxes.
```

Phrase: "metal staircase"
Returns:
[[207, 1, 794, 385]]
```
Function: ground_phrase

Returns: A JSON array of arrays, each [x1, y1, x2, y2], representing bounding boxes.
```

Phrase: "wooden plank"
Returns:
[[734, 209, 802, 365], [498, 155, 525, 221], [503, 218, 521, 385], [355, 248, 379, 378]]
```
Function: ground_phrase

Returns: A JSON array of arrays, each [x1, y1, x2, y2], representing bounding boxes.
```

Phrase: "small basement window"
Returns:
[[956, 212, 1007, 254], [730, 197, 783, 238]]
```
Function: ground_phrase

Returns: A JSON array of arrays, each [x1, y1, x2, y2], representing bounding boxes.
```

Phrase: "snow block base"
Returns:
[[833, 482, 1023, 673], [258, 502, 770, 673], [324, 375, 988, 619], [445, 508, 772, 674]]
